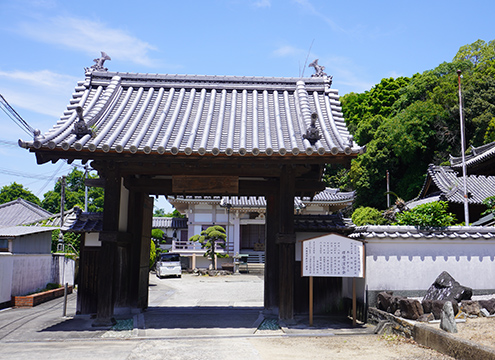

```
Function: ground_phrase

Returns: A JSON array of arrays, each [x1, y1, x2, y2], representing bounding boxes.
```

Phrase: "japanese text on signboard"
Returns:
[[302, 235, 363, 277]]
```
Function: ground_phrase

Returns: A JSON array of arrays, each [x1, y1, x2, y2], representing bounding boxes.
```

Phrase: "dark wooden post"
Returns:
[[93, 164, 121, 327], [127, 191, 153, 310], [264, 180, 280, 312], [278, 165, 296, 320]]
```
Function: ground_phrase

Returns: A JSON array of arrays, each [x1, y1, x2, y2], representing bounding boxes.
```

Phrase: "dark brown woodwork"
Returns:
[[94, 166, 121, 327], [278, 165, 296, 320], [264, 183, 280, 312], [172, 175, 239, 194], [77, 244, 99, 315]]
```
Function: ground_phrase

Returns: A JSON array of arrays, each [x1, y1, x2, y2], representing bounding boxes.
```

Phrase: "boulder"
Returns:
[[478, 298, 495, 315], [460, 300, 481, 316], [376, 292, 394, 312], [422, 299, 459, 320], [417, 313, 435, 322], [423, 271, 472, 302], [398, 298, 424, 320], [440, 301, 458, 333]]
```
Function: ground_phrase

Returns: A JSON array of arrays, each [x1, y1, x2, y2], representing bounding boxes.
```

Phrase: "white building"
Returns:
[[167, 188, 354, 268]]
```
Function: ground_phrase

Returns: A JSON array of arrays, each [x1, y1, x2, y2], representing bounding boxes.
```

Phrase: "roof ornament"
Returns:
[[303, 113, 322, 145], [72, 106, 93, 138], [308, 59, 327, 77], [85, 51, 111, 72]]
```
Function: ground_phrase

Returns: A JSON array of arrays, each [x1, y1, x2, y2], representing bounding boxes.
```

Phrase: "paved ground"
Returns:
[[0, 273, 451, 360]]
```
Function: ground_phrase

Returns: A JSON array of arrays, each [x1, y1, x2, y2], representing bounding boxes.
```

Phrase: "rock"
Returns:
[[417, 313, 435, 322], [422, 299, 459, 320], [423, 271, 472, 302], [440, 301, 458, 333], [377, 292, 394, 312], [460, 300, 481, 316], [398, 298, 424, 320], [478, 298, 495, 315]]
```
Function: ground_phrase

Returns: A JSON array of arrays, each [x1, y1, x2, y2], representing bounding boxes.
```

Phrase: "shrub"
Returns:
[[394, 201, 456, 227], [351, 207, 388, 226]]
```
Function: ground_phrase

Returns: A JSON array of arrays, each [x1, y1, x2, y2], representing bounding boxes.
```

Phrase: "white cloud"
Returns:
[[18, 16, 158, 67], [272, 45, 306, 58], [0, 69, 78, 119], [293, 0, 346, 33], [0, 69, 78, 89], [253, 0, 271, 7]]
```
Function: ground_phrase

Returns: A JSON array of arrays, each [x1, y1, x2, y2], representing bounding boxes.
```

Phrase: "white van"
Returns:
[[156, 253, 182, 278]]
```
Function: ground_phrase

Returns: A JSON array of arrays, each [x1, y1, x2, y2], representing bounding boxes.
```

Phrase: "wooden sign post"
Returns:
[[302, 234, 364, 327]]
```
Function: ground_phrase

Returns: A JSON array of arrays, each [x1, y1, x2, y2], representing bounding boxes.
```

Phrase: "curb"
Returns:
[[369, 307, 495, 360]]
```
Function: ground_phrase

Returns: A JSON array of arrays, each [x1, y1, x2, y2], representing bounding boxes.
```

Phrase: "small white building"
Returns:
[[0, 226, 74, 309]]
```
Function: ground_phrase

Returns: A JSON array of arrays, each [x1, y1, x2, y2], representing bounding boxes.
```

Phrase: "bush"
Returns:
[[351, 207, 388, 226], [394, 201, 456, 227]]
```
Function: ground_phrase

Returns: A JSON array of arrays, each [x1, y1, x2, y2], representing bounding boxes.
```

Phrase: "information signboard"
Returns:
[[302, 234, 364, 278]]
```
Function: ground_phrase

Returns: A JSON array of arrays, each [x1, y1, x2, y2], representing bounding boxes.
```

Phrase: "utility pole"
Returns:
[[386, 170, 390, 208], [60, 176, 66, 227], [84, 165, 88, 212], [457, 70, 470, 226]]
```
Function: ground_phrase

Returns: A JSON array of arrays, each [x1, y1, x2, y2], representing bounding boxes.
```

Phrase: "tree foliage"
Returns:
[[394, 201, 456, 227], [51, 228, 81, 254], [41, 167, 104, 213], [189, 225, 228, 270], [334, 39, 495, 209], [351, 207, 388, 226], [0, 182, 41, 206]]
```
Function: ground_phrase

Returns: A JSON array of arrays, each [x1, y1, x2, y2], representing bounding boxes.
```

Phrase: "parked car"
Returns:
[[156, 253, 182, 278]]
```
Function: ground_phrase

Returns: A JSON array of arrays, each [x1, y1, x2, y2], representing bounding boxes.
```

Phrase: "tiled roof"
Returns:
[[19, 70, 364, 158], [0, 226, 57, 237], [450, 141, 495, 171], [62, 209, 103, 232], [350, 225, 495, 240], [168, 188, 354, 208], [152, 217, 188, 229], [0, 198, 53, 227], [424, 165, 495, 204], [294, 214, 352, 233]]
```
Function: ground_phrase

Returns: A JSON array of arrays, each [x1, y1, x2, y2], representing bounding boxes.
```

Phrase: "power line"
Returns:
[[0, 94, 36, 137]]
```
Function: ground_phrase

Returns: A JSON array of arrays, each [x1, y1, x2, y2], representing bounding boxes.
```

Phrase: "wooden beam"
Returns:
[[172, 175, 239, 194]]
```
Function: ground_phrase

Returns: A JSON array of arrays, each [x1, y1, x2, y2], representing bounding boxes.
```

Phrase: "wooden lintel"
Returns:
[[276, 233, 297, 244], [173, 175, 239, 194], [85, 178, 105, 188]]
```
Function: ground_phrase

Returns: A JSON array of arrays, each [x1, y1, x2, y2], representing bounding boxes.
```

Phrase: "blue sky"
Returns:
[[1, 0, 494, 213]]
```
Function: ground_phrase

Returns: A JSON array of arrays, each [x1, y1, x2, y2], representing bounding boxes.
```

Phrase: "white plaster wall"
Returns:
[[85, 232, 101, 247], [0, 253, 13, 304], [366, 238, 495, 291], [195, 213, 213, 223], [51, 254, 75, 286], [11, 254, 52, 296]]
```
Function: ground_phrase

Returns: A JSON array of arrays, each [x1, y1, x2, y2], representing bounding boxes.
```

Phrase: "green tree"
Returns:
[[351, 207, 388, 226], [41, 167, 104, 213], [481, 196, 495, 216], [51, 228, 81, 254], [394, 201, 456, 227], [189, 225, 228, 270], [0, 182, 41, 206], [150, 239, 156, 269]]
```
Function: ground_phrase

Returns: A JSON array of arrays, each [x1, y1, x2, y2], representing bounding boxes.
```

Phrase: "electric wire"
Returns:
[[0, 94, 35, 136]]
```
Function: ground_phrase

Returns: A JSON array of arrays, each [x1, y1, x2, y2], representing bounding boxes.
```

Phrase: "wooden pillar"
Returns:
[[128, 191, 153, 310], [94, 165, 121, 327], [278, 165, 296, 320], [264, 181, 280, 312]]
